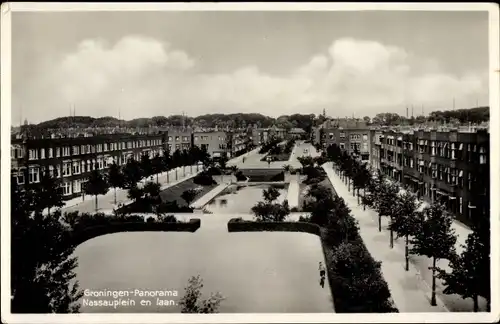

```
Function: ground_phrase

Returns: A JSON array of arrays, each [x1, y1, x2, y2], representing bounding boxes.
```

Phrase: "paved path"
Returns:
[[323, 162, 486, 312]]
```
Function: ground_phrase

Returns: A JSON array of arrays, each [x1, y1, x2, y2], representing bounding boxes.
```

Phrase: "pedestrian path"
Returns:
[[322, 162, 449, 313]]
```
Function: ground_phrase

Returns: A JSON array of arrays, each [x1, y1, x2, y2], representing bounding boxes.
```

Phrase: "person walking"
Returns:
[[318, 261, 326, 278]]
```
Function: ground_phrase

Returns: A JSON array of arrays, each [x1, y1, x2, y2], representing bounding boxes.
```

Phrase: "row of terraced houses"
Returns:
[[11, 125, 290, 200], [313, 118, 490, 226]]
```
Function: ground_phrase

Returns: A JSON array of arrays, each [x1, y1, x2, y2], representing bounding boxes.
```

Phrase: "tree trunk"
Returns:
[[175, 168, 178, 181], [431, 257, 437, 306], [405, 234, 409, 271], [183, 166, 186, 177], [378, 215, 382, 232], [114, 187, 117, 204], [167, 170, 170, 183], [190, 164, 193, 174], [95, 195, 98, 212], [389, 217, 394, 248], [156, 173, 159, 184], [473, 294, 479, 312]]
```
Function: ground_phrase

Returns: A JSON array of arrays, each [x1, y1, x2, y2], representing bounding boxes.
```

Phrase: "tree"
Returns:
[[181, 189, 198, 207], [11, 179, 83, 313], [390, 189, 422, 270], [151, 153, 163, 183], [172, 149, 183, 179], [140, 153, 153, 180], [33, 172, 64, 216], [251, 186, 290, 222], [282, 164, 293, 173], [218, 154, 228, 171], [143, 181, 162, 215], [127, 184, 144, 204], [374, 178, 399, 235], [438, 216, 490, 312], [352, 162, 371, 204], [107, 162, 123, 205], [122, 158, 143, 189], [84, 170, 109, 212], [263, 186, 280, 202], [161, 150, 172, 183], [411, 203, 457, 306], [179, 275, 224, 313]]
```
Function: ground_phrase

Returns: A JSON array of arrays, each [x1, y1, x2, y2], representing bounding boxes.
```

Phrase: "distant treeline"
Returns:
[[26, 107, 488, 131]]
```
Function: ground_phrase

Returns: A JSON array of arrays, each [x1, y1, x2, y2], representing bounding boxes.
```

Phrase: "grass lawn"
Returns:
[[260, 151, 293, 162], [159, 178, 218, 207]]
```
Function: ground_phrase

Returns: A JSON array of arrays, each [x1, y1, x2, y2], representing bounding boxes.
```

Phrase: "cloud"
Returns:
[[13, 36, 488, 123]]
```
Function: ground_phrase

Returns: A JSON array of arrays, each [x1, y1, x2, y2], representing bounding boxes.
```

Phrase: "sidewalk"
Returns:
[[322, 163, 449, 312]]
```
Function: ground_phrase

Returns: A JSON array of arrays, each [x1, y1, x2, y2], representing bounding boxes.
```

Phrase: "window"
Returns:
[[194, 136, 198, 141], [29, 167, 40, 183], [459, 197, 463, 214], [40, 148, 45, 159], [410, 158, 414, 168], [48, 165, 54, 177], [168, 144, 172, 151], [81, 161, 85, 173], [28, 149, 38, 160], [431, 163, 437, 178], [468, 173, 473, 190], [363, 134, 368, 141], [63, 162, 72, 177], [175, 144, 180, 150], [431, 141, 436, 156], [329, 133, 334, 140], [104, 143, 108, 151], [339, 143, 345, 150], [72, 161, 81, 175], [17, 171, 25, 185], [479, 146, 487, 164], [339, 132, 345, 138], [97, 158, 104, 170], [73, 146, 79, 155], [73, 179, 82, 194], [86, 160, 92, 172], [97, 144, 102, 153], [55, 165, 61, 178], [62, 147, 70, 157], [363, 143, 368, 151], [62, 182, 71, 196]]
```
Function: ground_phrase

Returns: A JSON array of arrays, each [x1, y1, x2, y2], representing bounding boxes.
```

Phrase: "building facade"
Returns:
[[11, 131, 167, 200], [321, 128, 371, 161], [167, 129, 193, 152], [193, 130, 230, 158], [370, 128, 489, 226]]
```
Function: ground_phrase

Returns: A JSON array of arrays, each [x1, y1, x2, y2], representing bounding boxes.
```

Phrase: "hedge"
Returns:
[[227, 218, 321, 236], [72, 218, 201, 246]]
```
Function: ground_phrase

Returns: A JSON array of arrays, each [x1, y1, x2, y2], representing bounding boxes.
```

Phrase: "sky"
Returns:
[[11, 10, 490, 124]]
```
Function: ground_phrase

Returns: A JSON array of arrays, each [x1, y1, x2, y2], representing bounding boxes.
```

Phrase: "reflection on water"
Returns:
[[204, 184, 288, 213]]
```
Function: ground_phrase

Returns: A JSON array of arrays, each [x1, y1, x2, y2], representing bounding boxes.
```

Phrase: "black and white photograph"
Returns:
[[1, 2, 499, 323]]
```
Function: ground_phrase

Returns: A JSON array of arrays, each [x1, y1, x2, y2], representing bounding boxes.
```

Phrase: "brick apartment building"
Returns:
[[167, 128, 193, 152], [370, 127, 489, 225], [11, 130, 166, 200], [193, 130, 230, 158], [315, 118, 371, 162]]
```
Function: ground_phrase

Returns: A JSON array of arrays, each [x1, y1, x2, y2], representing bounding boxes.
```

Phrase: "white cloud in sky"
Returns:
[[16, 35, 488, 123]]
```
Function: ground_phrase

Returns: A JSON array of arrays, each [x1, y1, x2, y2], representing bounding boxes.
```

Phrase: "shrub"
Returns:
[[290, 207, 299, 212], [157, 200, 194, 213], [298, 215, 311, 222], [227, 218, 320, 235], [235, 171, 247, 181], [158, 214, 178, 223], [328, 241, 397, 313], [146, 216, 156, 223], [193, 172, 217, 186]]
